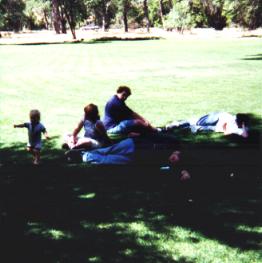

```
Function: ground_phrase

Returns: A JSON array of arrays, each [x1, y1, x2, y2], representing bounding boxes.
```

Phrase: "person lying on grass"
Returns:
[[166, 112, 249, 138], [14, 109, 50, 165], [65, 138, 191, 182], [63, 103, 111, 150], [103, 86, 159, 137]]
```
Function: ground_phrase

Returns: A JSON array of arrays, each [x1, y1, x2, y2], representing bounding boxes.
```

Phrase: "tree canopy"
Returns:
[[0, 0, 261, 37]]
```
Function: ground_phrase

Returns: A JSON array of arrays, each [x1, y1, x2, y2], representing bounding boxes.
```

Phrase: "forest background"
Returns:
[[1, 0, 262, 40]]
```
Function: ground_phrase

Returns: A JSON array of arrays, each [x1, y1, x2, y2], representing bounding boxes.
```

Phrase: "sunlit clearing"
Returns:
[[78, 192, 96, 199]]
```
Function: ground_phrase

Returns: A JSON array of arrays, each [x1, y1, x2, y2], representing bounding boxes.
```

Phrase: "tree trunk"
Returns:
[[52, 0, 61, 34], [43, 10, 49, 29], [60, 8, 67, 34], [102, 0, 107, 31], [65, 10, 76, 39], [143, 0, 150, 32], [159, 0, 164, 26], [123, 1, 128, 32]]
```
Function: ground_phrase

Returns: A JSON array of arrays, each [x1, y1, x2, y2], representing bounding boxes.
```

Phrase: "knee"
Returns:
[[27, 147, 32, 152], [134, 119, 145, 126]]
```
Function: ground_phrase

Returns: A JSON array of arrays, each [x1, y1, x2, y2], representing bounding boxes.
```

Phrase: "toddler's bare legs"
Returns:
[[27, 147, 40, 165]]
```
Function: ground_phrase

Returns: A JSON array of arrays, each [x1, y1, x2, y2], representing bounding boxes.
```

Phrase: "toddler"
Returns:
[[14, 109, 50, 165]]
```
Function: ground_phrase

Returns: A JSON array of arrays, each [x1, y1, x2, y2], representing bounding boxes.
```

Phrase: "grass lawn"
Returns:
[[0, 37, 261, 262], [0, 37, 262, 146]]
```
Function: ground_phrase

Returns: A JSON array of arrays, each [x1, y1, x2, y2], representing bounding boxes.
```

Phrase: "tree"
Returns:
[[59, 0, 88, 39], [229, 0, 262, 29], [24, 0, 51, 30], [147, 0, 173, 27], [52, 0, 61, 33], [0, 0, 25, 31], [164, 0, 196, 32], [200, 0, 226, 30], [86, 0, 117, 31], [122, 0, 129, 31], [143, 0, 150, 32]]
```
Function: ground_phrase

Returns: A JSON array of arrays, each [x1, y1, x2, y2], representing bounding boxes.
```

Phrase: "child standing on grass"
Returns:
[[14, 109, 50, 165]]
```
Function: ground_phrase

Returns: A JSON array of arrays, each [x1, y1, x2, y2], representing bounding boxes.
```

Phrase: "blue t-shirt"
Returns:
[[24, 122, 46, 147], [83, 119, 104, 142], [103, 95, 133, 130]]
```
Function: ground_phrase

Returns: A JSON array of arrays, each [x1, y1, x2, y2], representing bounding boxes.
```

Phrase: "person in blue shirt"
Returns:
[[14, 109, 50, 165], [103, 86, 157, 135], [63, 103, 111, 150]]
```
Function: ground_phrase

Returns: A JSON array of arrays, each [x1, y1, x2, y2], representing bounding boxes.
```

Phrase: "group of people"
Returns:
[[14, 85, 250, 171], [13, 86, 159, 166]]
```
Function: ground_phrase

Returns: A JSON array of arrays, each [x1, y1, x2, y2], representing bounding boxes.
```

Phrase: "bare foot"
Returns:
[[168, 151, 181, 165], [33, 159, 40, 165], [180, 170, 191, 181]]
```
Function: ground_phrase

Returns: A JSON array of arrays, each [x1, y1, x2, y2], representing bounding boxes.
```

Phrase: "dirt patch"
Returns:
[[0, 28, 262, 45]]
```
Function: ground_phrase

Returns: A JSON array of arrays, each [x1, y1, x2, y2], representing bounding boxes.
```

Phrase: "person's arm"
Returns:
[[131, 111, 148, 123], [95, 121, 112, 145], [14, 123, 26, 128], [131, 111, 156, 130], [43, 131, 50, 140], [72, 120, 84, 143]]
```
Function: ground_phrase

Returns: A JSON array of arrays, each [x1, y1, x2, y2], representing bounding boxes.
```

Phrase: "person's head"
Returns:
[[116, 86, 131, 101], [30, 109, 41, 124], [84, 103, 100, 122], [236, 113, 250, 128]]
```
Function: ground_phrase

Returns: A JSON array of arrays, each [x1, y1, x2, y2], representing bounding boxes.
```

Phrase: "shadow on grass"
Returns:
[[242, 53, 262, 60], [0, 116, 261, 262], [2, 36, 162, 47]]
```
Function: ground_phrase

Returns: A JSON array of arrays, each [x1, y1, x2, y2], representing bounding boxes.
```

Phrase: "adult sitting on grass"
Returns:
[[63, 103, 111, 150], [166, 112, 249, 138], [103, 86, 158, 137]]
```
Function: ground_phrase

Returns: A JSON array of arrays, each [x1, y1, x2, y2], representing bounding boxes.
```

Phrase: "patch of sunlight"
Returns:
[[128, 222, 161, 247], [97, 222, 128, 231], [78, 192, 96, 199], [81, 220, 129, 232], [97, 223, 114, 230], [26, 222, 72, 240], [80, 221, 97, 229], [26, 222, 43, 235], [88, 256, 101, 262], [47, 229, 72, 240], [167, 226, 200, 241], [236, 225, 262, 234], [129, 222, 148, 232], [157, 228, 262, 263], [152, 214, 166, 222], [120, 248, 135, 256], [126, 223, 262, 263]]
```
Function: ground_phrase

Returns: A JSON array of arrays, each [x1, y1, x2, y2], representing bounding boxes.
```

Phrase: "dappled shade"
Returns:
[[0, 115, 261, 262]]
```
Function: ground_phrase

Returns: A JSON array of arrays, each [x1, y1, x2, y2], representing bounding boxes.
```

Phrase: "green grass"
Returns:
[[0, 38, 262, 146], [0, 38, 261, 263]]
